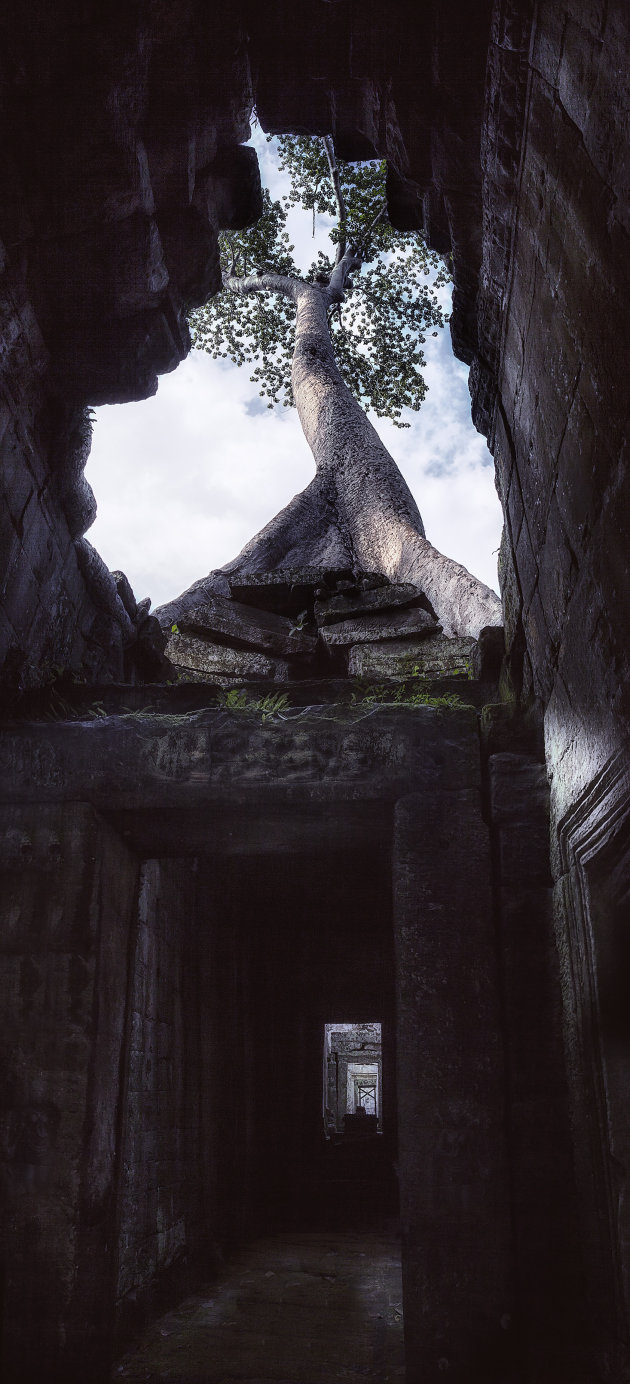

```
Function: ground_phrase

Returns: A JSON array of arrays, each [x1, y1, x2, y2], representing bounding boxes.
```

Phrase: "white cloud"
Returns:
[[84, 134, 502, 609]]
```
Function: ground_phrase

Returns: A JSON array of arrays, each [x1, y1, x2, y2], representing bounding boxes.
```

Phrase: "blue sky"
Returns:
[[85, 129, 503, 609]]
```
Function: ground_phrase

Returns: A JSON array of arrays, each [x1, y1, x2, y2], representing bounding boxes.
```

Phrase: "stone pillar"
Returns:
[[551, 746, 630, 1377], [113, 858, 204, 1345], [393, 790, 512, 1383], [337, 1054, 349, 1128], [488, 751, 587, 1379], [0, 803, 138, 1384]]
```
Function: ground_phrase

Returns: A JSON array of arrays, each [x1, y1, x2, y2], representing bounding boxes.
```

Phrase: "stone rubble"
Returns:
[[163, 568, 465, 684]]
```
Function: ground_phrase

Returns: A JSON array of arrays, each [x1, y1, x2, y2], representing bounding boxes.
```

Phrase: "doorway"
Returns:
[[324, 1022, 383, 1135]]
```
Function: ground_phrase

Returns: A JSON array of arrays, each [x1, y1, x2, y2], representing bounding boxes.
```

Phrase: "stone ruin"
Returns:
[[160, 567, 478, 685], [1, 4, 630, 1383]]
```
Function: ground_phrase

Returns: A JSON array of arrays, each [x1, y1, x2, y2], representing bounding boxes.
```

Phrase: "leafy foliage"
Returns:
[[216, 687, 291, 720], [349, 683, 473, 709], [190, 188, 299, 408], [189, 133, 451, 426]]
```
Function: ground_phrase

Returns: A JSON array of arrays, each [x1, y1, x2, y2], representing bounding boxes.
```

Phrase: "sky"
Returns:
[[85, 129, 503, 611]]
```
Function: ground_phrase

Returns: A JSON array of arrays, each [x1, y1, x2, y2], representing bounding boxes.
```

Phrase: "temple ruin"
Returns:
[[1, 3, 629, 1382]]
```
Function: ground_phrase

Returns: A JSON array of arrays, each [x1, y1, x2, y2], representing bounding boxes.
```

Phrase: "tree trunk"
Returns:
[[160, 280, 501, 638]]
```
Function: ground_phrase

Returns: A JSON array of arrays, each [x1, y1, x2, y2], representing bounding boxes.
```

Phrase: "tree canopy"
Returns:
[[189, 133, 451, 427]]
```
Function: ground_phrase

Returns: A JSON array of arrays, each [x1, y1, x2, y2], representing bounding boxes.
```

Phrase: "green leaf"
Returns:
[[188, 136, 451, 426]]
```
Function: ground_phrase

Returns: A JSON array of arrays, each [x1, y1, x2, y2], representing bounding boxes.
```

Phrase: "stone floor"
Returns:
[[113, 1232, 405, 1383]]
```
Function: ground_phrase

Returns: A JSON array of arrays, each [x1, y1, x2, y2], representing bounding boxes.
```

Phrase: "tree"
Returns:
[[191, 135, 450, 426], [182, 135, 501, 638]]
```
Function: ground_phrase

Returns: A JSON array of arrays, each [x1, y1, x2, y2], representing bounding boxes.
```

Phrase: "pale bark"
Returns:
[[160, 269, 501, 638]]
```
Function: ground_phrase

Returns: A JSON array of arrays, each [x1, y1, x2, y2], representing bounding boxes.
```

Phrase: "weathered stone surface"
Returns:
[[114, 1234, 405, 1382], [165, 630, 290, 682], [179, 595, 316, 657], [321, 606, 439, 648], [488, 752, 589, 1377], [0, 703, 481, 818], [0, 803, 138, 1383], [314, 581, 431, 625], [228, 568, 354, 615], [393, 790, 512, 1380], [348, 635, 475, 680], [116, 860, 203, 1341], [476, 1, 630, 883], [472, 623, 505, 682]]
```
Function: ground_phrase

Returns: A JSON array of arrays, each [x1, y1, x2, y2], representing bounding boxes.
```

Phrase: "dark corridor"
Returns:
[[196, 848, 399, 1246], [112, 848, 401, 1379]]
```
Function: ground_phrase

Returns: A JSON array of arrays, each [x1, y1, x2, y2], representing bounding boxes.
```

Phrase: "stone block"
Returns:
[[514, 510, 539, 615], [393, 790, 512, 1378], [182, 594, 316, 657], [506, 465, 524, 548], [522, 586, 555, 703], [536, 494, 578, 647], [472, 624, 505, 681], [314, 581, 430, 625], [107, 215, 169, 318], [53, 302, 189, 405], [0, 431, 37, 529], [489, 753, 550, 825], [156, 205, 221, 308], [166, 630, 290, 682], [498, 821, 553, 887], [497, 525, 522, 652], [204, 145, 263, 230], [348, 635, 475, 680], [0, 606, 15, 665], [0, 804, 136, 1381], [321, 606, 438, 648], [229, 567, 354, 616], [1, 547, 40, 636]]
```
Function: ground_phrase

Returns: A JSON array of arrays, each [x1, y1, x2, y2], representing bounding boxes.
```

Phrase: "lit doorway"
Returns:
[[324, 1023, 382, 1136]]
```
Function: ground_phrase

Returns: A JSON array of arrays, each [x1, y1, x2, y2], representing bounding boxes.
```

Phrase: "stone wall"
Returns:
[[0, 2, 261, 691], [0, 375, 129, 688], [0, 803, 138, 1383], [0, 690, 591, 1381], [475, 0, 630, 789], [551, 748, 630, 1379], [393, 777, 512, 1381], [487, 748, 589, 1378], [115, 858, 204, 1343], [473, 14, 630, 1360]]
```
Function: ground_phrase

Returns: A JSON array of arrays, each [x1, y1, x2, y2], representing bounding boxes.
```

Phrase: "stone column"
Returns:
[[113, 858, 204, 1345], [0, 803, 138, 1384], [337, 1054, 348, 1129], [393, 789, 512, 1383], [488, 751, 587, 1379]]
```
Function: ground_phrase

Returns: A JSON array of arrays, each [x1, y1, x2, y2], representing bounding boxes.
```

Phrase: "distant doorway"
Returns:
[[324, 1023, 382, 1135]]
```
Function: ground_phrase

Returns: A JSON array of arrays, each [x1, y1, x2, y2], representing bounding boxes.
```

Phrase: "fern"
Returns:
[[216, 688, 291, 720]]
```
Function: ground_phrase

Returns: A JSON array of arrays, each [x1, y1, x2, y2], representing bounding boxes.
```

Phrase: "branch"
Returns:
[[323, 135, 348, 265], [356, 202, 388, 257], [326, 246, 362, 303], [224, 232, 237, 277], [223, 271, 299, 302]]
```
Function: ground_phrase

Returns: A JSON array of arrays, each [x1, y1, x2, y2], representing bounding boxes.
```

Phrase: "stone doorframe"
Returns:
[[0, 703, 513, 1382], [554, 744, 630, 1376]]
